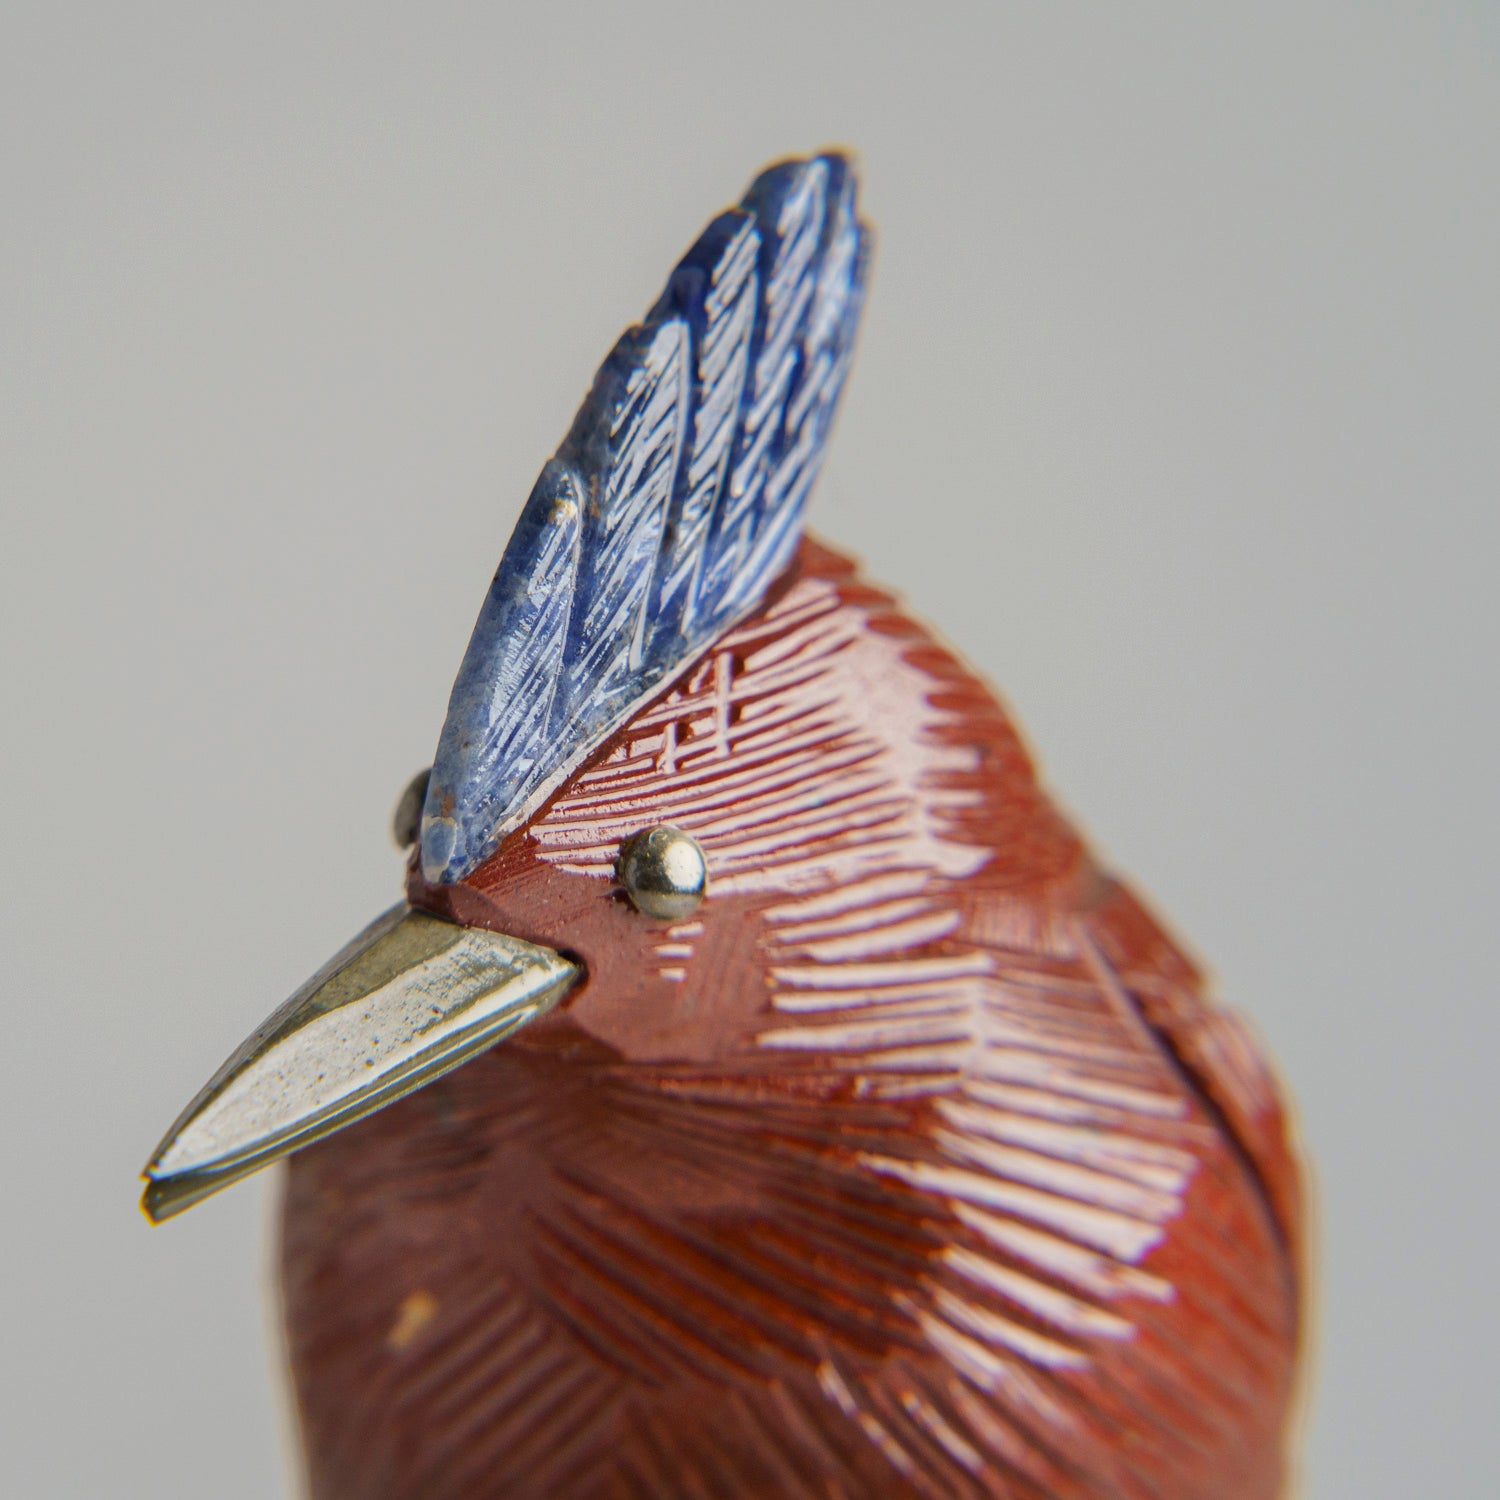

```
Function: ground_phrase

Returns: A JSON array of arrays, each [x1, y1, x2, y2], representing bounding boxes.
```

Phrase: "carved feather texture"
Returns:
[[422, 154, 871, 885], [288, 541, 1302, 1500]]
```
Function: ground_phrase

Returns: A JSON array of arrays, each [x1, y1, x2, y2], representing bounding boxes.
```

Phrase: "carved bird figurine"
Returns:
[[144, 152, 1304, 1499]]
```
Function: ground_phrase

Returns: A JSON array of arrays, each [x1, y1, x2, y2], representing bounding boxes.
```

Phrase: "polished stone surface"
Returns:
[[421, 153, 869, 884]]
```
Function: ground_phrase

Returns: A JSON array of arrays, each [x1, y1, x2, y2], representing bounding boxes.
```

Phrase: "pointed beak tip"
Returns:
[[138, 1171, 176, 1226], [138, 1153, 267, 1225], [136, 904, 579, 1223]]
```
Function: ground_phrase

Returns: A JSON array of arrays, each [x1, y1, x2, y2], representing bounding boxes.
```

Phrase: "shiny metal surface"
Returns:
[[616, 825, 708, 919], [142, 905, 579, 1222], [391, 768, 431, 849]]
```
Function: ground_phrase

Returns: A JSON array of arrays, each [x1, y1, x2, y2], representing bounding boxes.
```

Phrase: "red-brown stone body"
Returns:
[[282, 538, 1303, 1498]]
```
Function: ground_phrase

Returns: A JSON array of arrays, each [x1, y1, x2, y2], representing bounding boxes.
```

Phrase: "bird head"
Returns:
[[142, 151, 881, 1222]]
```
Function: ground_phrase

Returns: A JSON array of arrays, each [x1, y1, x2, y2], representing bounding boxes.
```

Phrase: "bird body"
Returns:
[[283, 537, 1302, 1499], [145, 152, 1304, 1498]]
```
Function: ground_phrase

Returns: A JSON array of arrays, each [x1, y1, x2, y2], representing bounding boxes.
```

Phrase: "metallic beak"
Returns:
[[141, 904, 579, 1223]]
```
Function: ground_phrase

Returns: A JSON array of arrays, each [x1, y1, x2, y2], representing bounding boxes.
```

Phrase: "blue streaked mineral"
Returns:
[[421, 153, 870, 884]]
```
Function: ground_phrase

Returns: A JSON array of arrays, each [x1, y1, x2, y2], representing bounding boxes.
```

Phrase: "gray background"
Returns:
[[2, 4, 1495, 1496]]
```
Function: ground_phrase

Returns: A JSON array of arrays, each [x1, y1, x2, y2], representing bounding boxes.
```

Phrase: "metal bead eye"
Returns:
[[617, 826, 708, 920], [392, 768, 431, 850]]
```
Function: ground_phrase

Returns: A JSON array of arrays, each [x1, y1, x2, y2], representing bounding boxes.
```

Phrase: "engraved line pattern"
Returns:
[[290, 545, 1299, 1499], [421, 155, 871, 885], [558, 319, 690, 709], [488, 560, 1293, 1494], [652, 213, 760, 633]]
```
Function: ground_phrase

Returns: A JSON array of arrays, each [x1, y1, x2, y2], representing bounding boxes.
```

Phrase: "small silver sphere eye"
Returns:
[[617, 826, 708, 920], [392, 768, 432, 850]]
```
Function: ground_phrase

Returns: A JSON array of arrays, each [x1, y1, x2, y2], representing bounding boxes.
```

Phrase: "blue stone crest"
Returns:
[[422, 154, 871, 884]]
